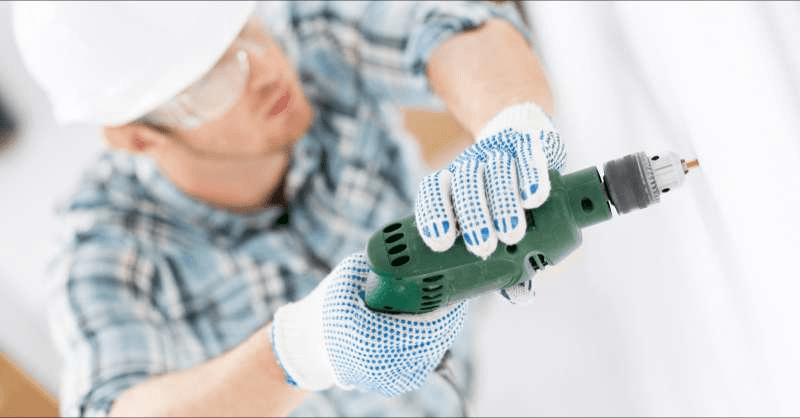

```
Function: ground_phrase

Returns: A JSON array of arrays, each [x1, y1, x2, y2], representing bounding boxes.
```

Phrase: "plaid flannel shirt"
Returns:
[[50, 2, 530, 416]]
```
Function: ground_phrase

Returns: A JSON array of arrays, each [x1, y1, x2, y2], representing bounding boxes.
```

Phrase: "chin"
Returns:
[[287, 100, 315, 144], [265, 102, 314, 154], [292, 102, 314, 137]]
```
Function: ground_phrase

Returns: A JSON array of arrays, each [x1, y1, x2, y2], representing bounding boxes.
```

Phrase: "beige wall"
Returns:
[[403, 109, 472, 170], [0, 354, 57, 417]]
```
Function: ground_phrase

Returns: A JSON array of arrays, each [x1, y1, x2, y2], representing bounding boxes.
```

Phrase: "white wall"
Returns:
[[0, 2, 103, 394], [470, 2, 800, 415]]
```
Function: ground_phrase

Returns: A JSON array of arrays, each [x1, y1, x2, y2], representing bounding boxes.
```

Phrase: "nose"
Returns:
[[246, 43, 282, 95]]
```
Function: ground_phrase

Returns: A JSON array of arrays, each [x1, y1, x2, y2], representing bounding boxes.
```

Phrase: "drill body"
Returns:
[[366, 167, 612, 314], [365, 151, 697, 314]]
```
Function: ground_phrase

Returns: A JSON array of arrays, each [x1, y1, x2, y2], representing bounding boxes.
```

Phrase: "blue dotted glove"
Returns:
[[415, 102, 566, 302], [270, 253, 467, 396]]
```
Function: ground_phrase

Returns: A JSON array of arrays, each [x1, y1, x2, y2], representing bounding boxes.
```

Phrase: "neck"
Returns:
[[156, 150, 291, 214]]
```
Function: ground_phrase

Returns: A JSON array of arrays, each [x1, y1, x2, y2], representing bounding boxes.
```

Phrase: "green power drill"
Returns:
[[365, 151, 699, 314]]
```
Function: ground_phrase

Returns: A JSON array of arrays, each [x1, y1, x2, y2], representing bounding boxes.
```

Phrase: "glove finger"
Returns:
[[542, 130, 567, 173], [451, 156, 497, 259], [483, 147, 526, 245], [415, 169, 457, 252], [513, 130, 552, 209], [334, 252, 372, 292]]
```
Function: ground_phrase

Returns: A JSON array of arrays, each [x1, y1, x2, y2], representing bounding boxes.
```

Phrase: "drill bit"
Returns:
[[681, 159, 700, 173]]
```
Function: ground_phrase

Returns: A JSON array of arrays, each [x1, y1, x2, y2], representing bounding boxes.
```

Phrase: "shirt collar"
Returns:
[[133, 154, 287, 238]]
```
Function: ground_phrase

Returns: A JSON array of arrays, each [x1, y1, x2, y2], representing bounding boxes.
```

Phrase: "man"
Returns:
[[13, 2, 564, 416]]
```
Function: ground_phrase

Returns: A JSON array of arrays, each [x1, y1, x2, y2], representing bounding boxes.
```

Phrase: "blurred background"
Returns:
[[2, 1, 800, 416]]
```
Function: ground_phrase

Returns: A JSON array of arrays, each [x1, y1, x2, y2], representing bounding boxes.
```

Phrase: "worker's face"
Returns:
[[164, 19, 313, 159]]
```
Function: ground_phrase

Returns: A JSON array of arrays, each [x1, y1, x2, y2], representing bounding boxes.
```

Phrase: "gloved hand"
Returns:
[[270, 253, 467, 397], [415, 102, 566, 302]]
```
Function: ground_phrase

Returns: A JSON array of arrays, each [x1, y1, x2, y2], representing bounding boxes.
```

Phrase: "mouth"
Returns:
[[268, 90, 291, 117]]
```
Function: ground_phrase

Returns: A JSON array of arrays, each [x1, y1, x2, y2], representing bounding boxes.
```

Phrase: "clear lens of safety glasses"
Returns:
[[143, 18, 269, 129], [146, 47, 249, 129]]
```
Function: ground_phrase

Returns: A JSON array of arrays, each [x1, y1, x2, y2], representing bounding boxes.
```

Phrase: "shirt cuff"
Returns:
[[65, 371, 151, 417]]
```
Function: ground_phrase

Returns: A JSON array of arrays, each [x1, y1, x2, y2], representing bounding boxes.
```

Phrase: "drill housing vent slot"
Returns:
[[383, 223, 402, 233], [527, 253, 549, 271], [385, 233, 404, 244], [390, 255, 410, 266], [422, 285, 443, 292], [422, 275, 443, 283], [388, 244, 407, 255]]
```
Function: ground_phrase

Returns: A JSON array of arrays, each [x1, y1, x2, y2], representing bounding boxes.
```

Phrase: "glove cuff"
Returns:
[[270, 283, 337, 391], [476, 101, 555, 142]]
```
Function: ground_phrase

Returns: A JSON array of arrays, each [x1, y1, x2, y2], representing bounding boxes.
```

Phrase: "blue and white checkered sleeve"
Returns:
[[50, 238, 168, 417], [354, 1, 533, 108]]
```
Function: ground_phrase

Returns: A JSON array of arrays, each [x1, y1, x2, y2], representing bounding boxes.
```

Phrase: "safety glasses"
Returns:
[[140, 17, 270, 129]]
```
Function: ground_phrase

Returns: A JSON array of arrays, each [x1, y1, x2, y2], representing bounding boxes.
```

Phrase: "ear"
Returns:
[[103, 123, 169, 154]]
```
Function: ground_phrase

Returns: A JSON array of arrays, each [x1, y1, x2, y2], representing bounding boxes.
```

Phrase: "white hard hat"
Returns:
[[12, 1, 256, 126]]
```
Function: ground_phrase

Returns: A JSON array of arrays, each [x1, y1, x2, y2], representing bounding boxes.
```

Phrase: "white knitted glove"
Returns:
[[270, 253, 467, 397], [415, 102, 566, 303]]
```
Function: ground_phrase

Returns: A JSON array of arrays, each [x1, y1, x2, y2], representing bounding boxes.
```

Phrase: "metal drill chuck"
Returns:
[[602, 151, 698, 215]]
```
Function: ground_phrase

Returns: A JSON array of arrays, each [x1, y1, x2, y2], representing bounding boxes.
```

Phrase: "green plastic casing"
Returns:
[[365, 167, 612, 314]]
